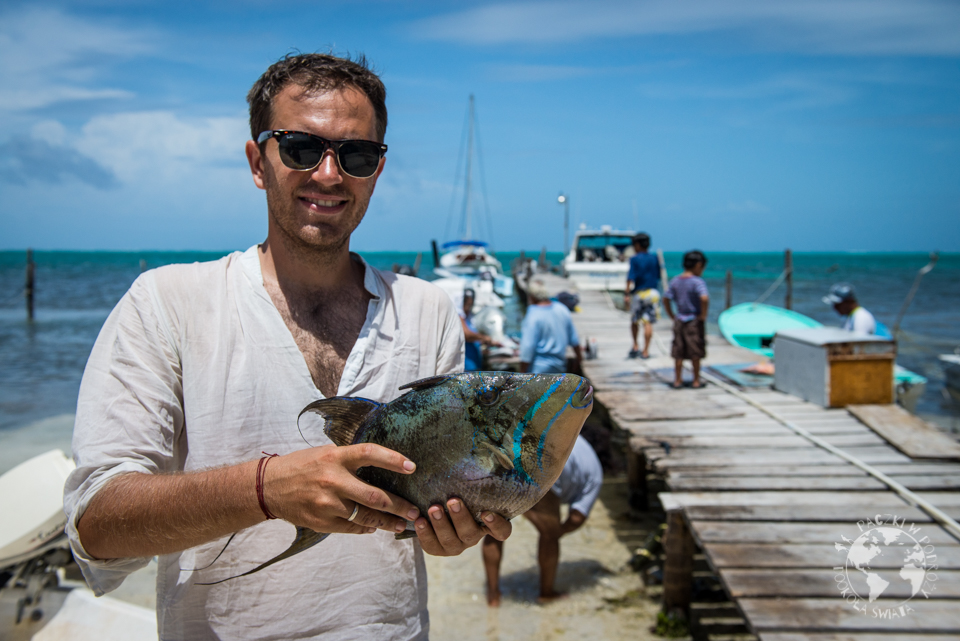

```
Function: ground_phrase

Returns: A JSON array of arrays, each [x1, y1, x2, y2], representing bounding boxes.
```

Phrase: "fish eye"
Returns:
[[477, 386, 500, 406]]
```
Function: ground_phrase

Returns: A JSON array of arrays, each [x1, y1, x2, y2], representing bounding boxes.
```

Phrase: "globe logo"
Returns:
[[835, 521, 936, 614]]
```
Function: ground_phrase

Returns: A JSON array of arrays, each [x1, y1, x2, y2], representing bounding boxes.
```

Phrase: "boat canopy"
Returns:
[[442, 240, 488, 249], [575, 235, 634, 250]]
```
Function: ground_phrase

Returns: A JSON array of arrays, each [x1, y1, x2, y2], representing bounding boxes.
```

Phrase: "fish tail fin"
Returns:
[[179, 532, 238, 572], [196, 527, 330, 585], [299, 397, 381, 446]]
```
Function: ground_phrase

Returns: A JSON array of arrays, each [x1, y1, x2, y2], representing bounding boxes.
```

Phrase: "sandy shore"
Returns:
[[425, 477, 661, 641]]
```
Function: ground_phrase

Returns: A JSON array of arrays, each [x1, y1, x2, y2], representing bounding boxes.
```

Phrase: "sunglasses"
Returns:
[[257, 130, 387, 179]]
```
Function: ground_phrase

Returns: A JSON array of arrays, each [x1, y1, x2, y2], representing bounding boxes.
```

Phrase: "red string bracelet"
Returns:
[[256, 451, 279, 520]]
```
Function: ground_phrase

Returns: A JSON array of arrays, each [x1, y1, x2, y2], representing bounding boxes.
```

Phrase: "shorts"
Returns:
[[630, 289, 660, 324], [671, 318, 706, 361]]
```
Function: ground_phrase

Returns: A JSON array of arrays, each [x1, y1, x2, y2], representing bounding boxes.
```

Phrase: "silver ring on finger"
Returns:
[[347, 503, 360, 522]]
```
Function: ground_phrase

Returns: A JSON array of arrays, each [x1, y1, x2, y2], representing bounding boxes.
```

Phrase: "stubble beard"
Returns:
[[263, 177, 368, 271]]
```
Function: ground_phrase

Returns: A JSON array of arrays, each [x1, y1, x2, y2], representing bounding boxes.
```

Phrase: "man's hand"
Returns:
[[265, 444, 421, 536], [414, 498, 512, 556]]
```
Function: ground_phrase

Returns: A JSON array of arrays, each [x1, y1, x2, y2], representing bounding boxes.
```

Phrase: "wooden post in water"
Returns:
[[662, 509, 695, 616], [784, 248, 793, 310], [25, 248, 35, 321], [725, 269, 733, 310]]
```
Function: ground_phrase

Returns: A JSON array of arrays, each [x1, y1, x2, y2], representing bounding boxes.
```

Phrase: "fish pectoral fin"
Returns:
[[398, 375, 451, 392], [299, 397, 381, 446], [196, 527, 330, 585], [479, 441, 514, 470]]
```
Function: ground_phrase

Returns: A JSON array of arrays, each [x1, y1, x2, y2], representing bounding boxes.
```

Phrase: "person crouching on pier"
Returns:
[[663, 250, 709, 389]]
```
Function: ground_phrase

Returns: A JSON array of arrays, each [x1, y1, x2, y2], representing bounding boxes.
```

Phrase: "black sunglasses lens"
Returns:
[[338, 141, 382, 178], [277, 133, 325, 170]]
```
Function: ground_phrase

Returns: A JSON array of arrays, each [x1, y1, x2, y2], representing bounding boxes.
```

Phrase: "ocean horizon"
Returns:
[[1, 249, 957, 471]]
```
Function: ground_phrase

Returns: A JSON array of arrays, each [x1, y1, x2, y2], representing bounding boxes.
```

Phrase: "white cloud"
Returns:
[[76, 111, 250, 183], [0, 6, 153, 112], [411, 0, 960, 56]]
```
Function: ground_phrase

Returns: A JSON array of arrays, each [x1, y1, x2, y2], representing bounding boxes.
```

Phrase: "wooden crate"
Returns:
[[774, 328, 895, 407]]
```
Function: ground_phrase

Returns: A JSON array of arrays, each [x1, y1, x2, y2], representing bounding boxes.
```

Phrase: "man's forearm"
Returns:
[[77, 461, 264, 560]]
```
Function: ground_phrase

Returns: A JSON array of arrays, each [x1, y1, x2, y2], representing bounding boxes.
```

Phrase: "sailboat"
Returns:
[[435, 95, 513, 299]]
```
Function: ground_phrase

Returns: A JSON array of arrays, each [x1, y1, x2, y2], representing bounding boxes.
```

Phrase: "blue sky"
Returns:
[[1, 1, 958, 253]]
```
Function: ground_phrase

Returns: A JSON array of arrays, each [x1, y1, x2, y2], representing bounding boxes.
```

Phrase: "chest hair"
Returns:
[[264, 280, 372, 398]]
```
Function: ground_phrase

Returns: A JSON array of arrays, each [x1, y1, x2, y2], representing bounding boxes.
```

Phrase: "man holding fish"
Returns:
[[63, 53, 520, 640]]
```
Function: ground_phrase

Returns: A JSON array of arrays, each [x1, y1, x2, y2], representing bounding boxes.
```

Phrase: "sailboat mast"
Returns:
[[461, 94, 475, 240]]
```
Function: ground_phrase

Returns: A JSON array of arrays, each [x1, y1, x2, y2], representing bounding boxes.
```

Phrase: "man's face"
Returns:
[[245, 84, 385, 253], [834, 300, 856, 315]]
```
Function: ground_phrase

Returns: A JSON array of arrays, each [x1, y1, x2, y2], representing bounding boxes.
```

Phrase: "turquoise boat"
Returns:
[[718, 303, 822, 358], [718, 302, 928, 411]]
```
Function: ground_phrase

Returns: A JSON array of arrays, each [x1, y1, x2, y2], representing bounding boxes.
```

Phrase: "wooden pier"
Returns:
[[516, 270, 960, 639]]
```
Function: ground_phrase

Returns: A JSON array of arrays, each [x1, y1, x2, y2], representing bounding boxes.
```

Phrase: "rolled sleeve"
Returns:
[[63, 276, 184, 595]]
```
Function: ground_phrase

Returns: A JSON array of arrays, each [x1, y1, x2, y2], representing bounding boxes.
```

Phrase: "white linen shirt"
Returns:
[[63, 246, 464, 640]]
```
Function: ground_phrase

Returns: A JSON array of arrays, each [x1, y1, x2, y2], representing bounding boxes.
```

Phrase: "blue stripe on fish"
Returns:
[[512, 377, 565, 483], [535, 378, 583, 470]]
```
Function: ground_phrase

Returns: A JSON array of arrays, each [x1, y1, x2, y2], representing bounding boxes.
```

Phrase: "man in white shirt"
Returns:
[[823, 282, 877, 334], [64, 53, 510, 640]]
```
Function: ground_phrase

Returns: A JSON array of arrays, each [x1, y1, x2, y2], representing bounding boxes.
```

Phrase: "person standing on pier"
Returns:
[[624, 232, 661, 359], [664, 250, 710, 389], [519, 280, 583, 374], [459, 287, 499, 370]]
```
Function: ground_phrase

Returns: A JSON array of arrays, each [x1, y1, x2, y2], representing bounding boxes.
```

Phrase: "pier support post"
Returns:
[[662, 509, 695, 616], [25, 248, 35, 322], [626, 439, 648, 511], [725, 270, 732, 310], [784, 248, 793, 310]]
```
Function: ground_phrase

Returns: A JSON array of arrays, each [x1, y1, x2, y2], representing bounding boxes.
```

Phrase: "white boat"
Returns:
[[437, 241, 514, 298], [1, 450, 158, 640], [562, 226, 636, 292], [940, 353, 960, 403]]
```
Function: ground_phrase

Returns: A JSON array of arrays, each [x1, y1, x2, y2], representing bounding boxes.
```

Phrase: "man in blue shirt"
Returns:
[[623, 233, 661, 359], [519, 280, 582, 374]]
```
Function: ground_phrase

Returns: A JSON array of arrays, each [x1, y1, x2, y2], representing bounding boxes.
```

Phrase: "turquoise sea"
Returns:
[[0, 250, 957, 443]]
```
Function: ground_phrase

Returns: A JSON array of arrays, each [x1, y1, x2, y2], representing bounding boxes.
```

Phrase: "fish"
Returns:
[[201, 371, 593, 583]]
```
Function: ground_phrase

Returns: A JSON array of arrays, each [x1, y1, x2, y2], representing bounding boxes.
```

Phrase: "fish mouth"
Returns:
[[572, 380, 594, 408]]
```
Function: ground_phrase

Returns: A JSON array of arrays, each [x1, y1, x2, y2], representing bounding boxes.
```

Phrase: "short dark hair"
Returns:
[[247, 52, 388, 143], [632, 233, 650, 250], [683, 250, 707, 270]]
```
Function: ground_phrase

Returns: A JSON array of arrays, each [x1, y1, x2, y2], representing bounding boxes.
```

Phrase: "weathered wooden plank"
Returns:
[[668, 475, 960, 492], [654, 434, 886, 449], [668, 476, 887, 492], [623, 423, 872, 438], [691, 521, 959, 546], [683, 504, 937, 523], [659, 491, 911, 509], [741, 597, 960, 632], [723, 568, 960, 599], [761, 634, 960, 641], [598, 389, 745, 420], [668, 464, 960, 478], [707, 543, 960, 569], [848, 405, 960, 460], [649, 448, 911, 468]]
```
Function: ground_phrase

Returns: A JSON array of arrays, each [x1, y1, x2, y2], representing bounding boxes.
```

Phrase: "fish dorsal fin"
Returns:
[[299, 397, 381, 446], [398, 375, 451, 392]]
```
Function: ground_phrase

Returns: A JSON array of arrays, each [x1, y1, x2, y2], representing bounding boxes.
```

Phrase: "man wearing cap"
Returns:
[[519, 280, 582, 374], [624, 233, 661, 359], [824, 283, 879, 334], [459, 288, 498, 371]]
